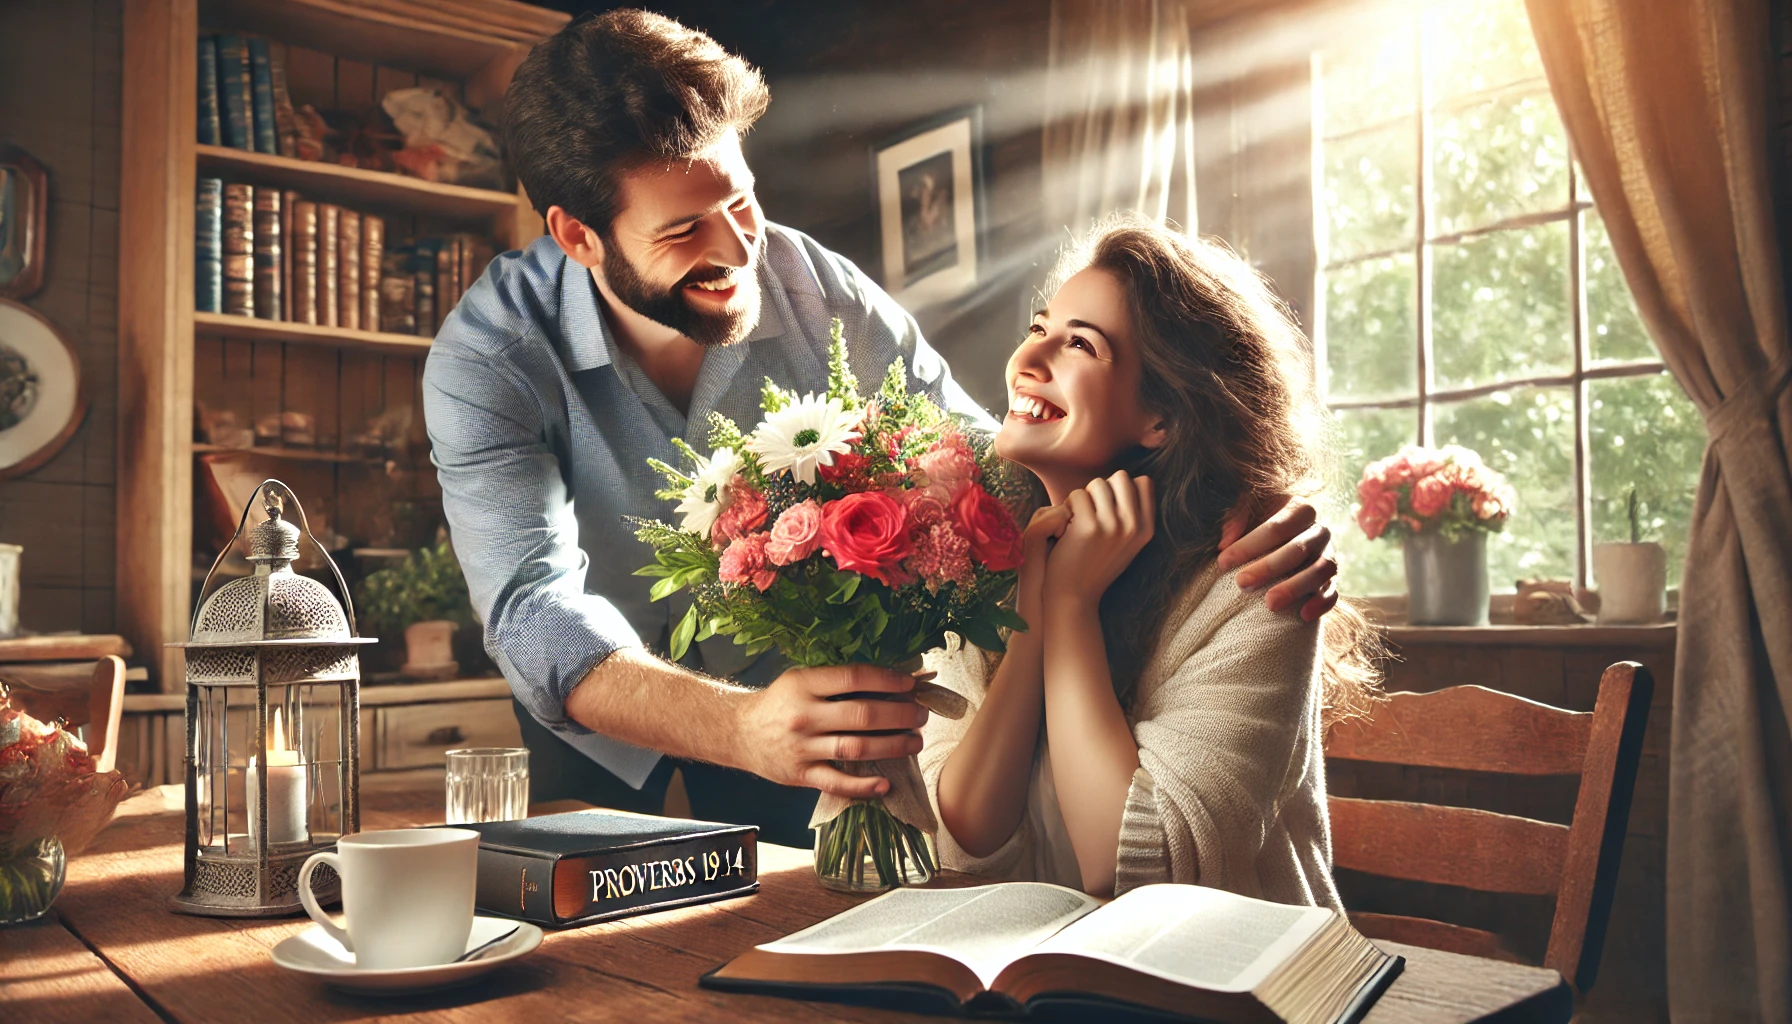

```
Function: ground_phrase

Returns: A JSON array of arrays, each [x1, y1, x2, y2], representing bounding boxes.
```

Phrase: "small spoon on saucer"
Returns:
[[455, 924, 521, 963]]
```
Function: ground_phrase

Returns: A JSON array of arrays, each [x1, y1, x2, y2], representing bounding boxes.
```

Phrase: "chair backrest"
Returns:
[[0, 655, 126, 773], [1322, 661, 1653, 993]]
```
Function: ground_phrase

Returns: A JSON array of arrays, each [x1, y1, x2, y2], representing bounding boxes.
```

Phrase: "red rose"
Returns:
[[952, 484, 1023, 572], [817, 450, 872, 487], [820, 491, 915, 586]]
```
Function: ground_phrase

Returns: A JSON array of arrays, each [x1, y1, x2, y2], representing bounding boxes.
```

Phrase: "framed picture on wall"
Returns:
[[871, 108, 983, 305]]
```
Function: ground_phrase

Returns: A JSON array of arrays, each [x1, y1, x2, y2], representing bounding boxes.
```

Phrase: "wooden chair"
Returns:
[[0, 654, 126, 773], [1322, 661, 1653, 993]]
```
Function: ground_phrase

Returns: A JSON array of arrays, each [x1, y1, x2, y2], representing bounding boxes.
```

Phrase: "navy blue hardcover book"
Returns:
[[216, 34, 253, 151], [197, 36, 220, 146], [195, 177, 223, 313], [247, 37, 277, 155], [447, 810, 758, 928]]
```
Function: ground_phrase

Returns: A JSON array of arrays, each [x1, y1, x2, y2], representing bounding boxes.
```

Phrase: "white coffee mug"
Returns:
[[298, 828, 480, 970]]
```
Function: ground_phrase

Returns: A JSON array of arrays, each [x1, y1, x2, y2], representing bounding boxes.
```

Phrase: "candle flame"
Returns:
[[272, 707, 288, 753]]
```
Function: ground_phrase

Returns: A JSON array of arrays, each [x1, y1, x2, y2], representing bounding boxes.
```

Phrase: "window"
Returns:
[[1314, 0, 1707, 596]]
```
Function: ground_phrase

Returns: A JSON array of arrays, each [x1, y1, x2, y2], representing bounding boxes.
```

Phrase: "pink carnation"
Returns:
[[718, 532, 778, 592], [765, 500, 824, 565], [710, 482, 767, 548], [900, 486, 952, 530], [908, 522, 974, 592]]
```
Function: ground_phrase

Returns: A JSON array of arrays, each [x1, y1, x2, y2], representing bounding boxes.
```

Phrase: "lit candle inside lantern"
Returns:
[[247, 707, 307, 847]]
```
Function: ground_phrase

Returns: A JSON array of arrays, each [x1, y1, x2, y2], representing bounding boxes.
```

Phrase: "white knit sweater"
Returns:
[[920, 561, 1341, 909]]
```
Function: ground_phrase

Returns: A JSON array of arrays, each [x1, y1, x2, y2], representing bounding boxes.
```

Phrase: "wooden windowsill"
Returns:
[[1381, 622, 1678, 647]]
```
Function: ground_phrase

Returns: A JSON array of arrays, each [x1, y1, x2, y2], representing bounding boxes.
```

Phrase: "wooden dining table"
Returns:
[[3, 775, 1572, 1023]]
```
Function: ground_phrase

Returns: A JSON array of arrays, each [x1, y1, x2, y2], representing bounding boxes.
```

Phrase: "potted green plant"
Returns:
[[1591, 488, 1666, 624], [358, 541, 473, 680]]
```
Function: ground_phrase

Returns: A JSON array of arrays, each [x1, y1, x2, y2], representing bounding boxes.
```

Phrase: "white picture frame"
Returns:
[[873, 110, 981, 305]]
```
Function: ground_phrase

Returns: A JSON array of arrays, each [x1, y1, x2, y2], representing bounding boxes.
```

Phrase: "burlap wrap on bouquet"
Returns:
[[807, 678, 966, 831]]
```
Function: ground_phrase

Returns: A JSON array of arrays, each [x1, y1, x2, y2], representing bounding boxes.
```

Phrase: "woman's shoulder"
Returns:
[[1151, 561, 1321, 666]]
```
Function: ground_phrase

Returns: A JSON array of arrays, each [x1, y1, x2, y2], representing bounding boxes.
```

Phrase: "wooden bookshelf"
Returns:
[[121, 0, 564, 691], [196, 145, 520, 221], [193, 310, 434, 354]]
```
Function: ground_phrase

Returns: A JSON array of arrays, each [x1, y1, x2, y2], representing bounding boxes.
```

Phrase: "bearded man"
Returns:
[[424, 9, 1341, 846]]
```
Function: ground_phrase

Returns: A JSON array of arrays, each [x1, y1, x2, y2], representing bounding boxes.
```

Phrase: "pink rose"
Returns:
[[900, 486, 952, 530], [710, 482, 767, 548], [718, 533, 778, 591], [951, 484, 1023, 572], [820, 492, 915, 586], [1410, 474, 1455, 518], [765, 500, 824, 565], [916, 442, 978, 498], [1356, 490, 1398, 540]]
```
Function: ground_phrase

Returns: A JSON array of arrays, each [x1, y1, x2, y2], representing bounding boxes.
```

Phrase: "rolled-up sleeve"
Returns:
[[423, 340, 643, 734]]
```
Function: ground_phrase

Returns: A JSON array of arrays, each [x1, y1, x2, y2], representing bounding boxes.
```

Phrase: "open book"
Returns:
[[702, 882, 1401, 1024]]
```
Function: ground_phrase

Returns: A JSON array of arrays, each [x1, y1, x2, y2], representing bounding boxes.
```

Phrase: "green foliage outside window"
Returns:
[[1315, 0, 1708, 596]]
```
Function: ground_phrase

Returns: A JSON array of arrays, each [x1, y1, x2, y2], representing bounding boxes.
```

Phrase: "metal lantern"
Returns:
[[168, 480, 374, 916]]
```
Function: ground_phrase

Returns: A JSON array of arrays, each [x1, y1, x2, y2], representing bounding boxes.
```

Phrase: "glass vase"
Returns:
[[0, 837, 67, 924], [814, 798, 937, 893]]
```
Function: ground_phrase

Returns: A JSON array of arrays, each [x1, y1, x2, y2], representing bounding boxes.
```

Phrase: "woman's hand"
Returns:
[[1044, 471, 1155, 606], [1216, 496, 1338, 621]]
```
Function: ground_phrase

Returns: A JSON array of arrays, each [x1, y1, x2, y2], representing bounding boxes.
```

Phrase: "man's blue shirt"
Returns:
[[423, 224, 995, 788]]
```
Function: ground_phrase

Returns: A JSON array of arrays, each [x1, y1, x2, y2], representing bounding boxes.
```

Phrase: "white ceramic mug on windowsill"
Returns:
[[298, 828, 480, 970]]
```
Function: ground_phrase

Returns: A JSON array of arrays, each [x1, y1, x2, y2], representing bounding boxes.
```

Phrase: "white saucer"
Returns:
[[271, 915, 543, 996]]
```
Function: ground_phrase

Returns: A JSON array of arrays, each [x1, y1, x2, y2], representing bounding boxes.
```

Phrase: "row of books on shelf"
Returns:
[[197, 178, 495, 336], [199, 33, 295, 157]]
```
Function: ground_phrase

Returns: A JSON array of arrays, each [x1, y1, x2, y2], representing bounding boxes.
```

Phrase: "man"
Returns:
[[423, 10, 1340, 847]]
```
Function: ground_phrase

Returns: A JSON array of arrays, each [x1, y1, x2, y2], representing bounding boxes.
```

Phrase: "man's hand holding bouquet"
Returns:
[[634, 321, 1027, 891]]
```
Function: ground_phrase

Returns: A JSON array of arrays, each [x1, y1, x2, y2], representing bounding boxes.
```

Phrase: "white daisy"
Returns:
[[675, 446, 744, 537], [744, 393, 863, 485]]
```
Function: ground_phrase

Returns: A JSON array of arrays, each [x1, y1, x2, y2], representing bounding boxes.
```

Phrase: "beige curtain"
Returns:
[[1043, 0, 1198, 237], [1525, 1, 1792, 1019]]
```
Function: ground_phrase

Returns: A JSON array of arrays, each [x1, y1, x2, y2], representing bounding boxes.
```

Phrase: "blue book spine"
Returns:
[[247, 37, 277, 155], [195, 178, 223, 313], [216, 34, 253, 151], [197, 36, 220, 146]]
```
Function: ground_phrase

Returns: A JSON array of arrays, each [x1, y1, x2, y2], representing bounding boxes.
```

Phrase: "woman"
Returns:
[[921, 217, 1381, 906]]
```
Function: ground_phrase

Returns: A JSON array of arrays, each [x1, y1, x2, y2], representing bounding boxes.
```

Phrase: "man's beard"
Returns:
[[600, 236, 762, 348]]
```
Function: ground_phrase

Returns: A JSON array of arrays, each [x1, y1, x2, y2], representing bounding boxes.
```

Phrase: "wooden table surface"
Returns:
[[3, 780, 1572, 1024]]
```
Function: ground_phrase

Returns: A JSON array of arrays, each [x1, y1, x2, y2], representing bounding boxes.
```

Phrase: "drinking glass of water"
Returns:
[[444, 747, 529, 824]]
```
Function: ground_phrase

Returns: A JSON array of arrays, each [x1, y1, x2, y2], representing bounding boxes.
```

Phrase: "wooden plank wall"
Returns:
[[0, 0, 124, 635]]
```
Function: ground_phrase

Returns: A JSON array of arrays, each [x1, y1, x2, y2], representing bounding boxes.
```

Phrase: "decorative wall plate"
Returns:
[[0, 299, 84, 480]]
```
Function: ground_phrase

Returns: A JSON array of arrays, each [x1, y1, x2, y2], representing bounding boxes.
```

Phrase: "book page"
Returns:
[[761, 883, 1102, 987], [1031, 884, 1332, 993]]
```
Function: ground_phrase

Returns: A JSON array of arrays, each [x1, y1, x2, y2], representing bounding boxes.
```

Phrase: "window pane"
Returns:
[[1424, 0, 1547, 103], [1321, 121, 1418, 262], [1323, 254, 1418, 401], [1328, 406, 1417, 596], [1430, 91, 1570, 236], [1318, 19, 1417, 137], [1585, 212, 1657, 363], [1431, 221, 1572, 389], [1433, 386, 1576, 586], [1589, 373, 1706, 587]]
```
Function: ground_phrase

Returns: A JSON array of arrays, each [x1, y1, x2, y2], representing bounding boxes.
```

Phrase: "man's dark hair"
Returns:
[[504, 9, 769, 236]]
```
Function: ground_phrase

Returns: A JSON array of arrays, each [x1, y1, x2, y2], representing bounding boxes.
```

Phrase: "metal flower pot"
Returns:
[[1403, 530, 1490, 626]]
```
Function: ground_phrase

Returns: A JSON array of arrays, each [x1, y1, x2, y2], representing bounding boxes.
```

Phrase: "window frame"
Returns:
[[1311, 24, 1671, 592]]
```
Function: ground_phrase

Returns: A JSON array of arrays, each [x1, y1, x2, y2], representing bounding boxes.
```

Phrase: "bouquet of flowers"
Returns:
[[1356, 444, 1517, 541], [0, 695, 129, 921], [634, 320, 1027, 891]]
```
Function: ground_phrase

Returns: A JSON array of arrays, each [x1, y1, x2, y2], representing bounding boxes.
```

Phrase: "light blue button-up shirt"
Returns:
[[423, 225, 996, 788]]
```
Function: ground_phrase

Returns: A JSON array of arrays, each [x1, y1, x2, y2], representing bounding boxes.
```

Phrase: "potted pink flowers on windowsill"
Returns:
[[1356, 444, 1516, 626]]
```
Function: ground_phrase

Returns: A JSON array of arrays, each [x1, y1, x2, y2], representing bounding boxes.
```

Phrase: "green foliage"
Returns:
[[825, 318, 861, 406], [358, 542, 474, 632], [760, 377, 793, 414]]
